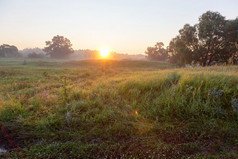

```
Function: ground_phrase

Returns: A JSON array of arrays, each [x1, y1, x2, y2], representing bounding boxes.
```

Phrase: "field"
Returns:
[[0, 58, 238, 158]]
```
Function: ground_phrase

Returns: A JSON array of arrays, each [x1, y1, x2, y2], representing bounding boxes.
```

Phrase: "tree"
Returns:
[[28, 52, 45, 58], [145, 42, 168, 61], [43, 35, 74, 58], [196, 11, 236, 66], [168, 11, 237, 66], [225, 18, 238, 64], [0, 44, 19, 57], [168, 24, 197, 66]]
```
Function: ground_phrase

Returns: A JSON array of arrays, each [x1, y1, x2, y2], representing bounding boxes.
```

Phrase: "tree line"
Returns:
[[1, 11, 237, 66], [0, 35, 74, 59], [145, 11, 238, 66]]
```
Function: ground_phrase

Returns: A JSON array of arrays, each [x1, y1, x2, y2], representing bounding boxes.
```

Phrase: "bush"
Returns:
[[28, 52, 45, 58]]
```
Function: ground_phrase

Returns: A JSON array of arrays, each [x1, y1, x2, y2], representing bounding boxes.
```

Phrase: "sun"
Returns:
[[100, 48, 110, 57]]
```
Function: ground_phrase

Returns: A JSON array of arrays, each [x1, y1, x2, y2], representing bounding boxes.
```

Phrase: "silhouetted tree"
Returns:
[[43, 35, 74, 58], [0, 44, 19, 57], [197, 11, 236, 66], [168, 11, 237, 66], [225, 18, 238, 48], [168, 24, 197, 66], [145, 42, 168, 61], [226, 18, 238, 63]]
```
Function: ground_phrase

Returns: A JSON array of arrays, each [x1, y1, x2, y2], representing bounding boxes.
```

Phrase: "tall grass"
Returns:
[[0, 59, 237, 158]]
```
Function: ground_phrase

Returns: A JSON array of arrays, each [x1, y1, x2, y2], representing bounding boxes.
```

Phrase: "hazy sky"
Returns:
[[0, 0, 237, 54]]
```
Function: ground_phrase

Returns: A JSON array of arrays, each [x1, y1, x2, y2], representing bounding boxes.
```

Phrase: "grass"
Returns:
[[0, 58, 238, 158]]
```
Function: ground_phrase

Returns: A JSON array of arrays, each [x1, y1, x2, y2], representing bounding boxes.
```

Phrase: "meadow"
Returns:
[[0, 58, 238, 158]]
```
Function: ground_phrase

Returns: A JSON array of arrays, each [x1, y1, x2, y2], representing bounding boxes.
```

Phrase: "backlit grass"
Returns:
[[0, 59, 238, 158]]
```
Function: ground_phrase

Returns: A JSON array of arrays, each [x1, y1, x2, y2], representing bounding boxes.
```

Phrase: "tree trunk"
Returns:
[[203, 54, 208, 66], [207, 53, 215, 66]]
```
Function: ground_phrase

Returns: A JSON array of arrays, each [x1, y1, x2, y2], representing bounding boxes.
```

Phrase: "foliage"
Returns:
[[168, 11, 238, 66], [28, 52, 45, 58], [226, 18, 238, 47], [145, 42, 168, 61], [226, 18, 238, 64], [0, 44, 19, 57], [43, 35, 74, 58], [168, 24, 197, 66]]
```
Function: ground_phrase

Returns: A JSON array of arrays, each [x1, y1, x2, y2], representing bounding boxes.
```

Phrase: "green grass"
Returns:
[[0, 58, 238, 158]]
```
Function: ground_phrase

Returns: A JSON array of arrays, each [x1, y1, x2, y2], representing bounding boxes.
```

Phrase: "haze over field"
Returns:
[[0, 0, 237, 54], [0, 1, 238, 158]]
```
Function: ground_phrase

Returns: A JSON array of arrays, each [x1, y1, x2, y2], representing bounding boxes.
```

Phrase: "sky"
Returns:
[[0, 0, 237, 54]]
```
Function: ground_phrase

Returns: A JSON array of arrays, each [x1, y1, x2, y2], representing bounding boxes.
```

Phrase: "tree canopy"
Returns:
[[225, 18, 238, 63], [225, 18, 238, 48], [168, 24, 197, 66], [43, 35, 74, 58], [0, 44, 19, 57], [167, 11, 238, 66], [145, 42, 168, 61]]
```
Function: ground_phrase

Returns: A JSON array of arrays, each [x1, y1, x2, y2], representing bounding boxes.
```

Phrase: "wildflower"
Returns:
[[209, 88, 224, 99], [215, 107, 222, 114], [231, 98, 238, 113]]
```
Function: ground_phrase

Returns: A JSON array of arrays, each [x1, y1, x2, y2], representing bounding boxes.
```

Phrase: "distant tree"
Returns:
[[168, 11, 237, 66], [43, 35, 74, 58], [21, 48, 44, 54], [0, 44, 19, 57], [145, 42, 168, 61], [28, 52, 45, 58]]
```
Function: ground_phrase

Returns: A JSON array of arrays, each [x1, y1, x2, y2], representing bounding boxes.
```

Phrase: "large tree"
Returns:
[[145, 42, 168, 61], [225, 18, 238, 64], [168, 24, 198, 66], [43, 35, 74, 58], [168, 11, 237, 66], [196, 11, 235, 66], [0, 44, 19, 57], [225, 18, 238, 48]]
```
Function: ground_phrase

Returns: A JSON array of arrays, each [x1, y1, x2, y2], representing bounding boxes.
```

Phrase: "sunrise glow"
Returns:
[[100, 48, 110, 57]]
